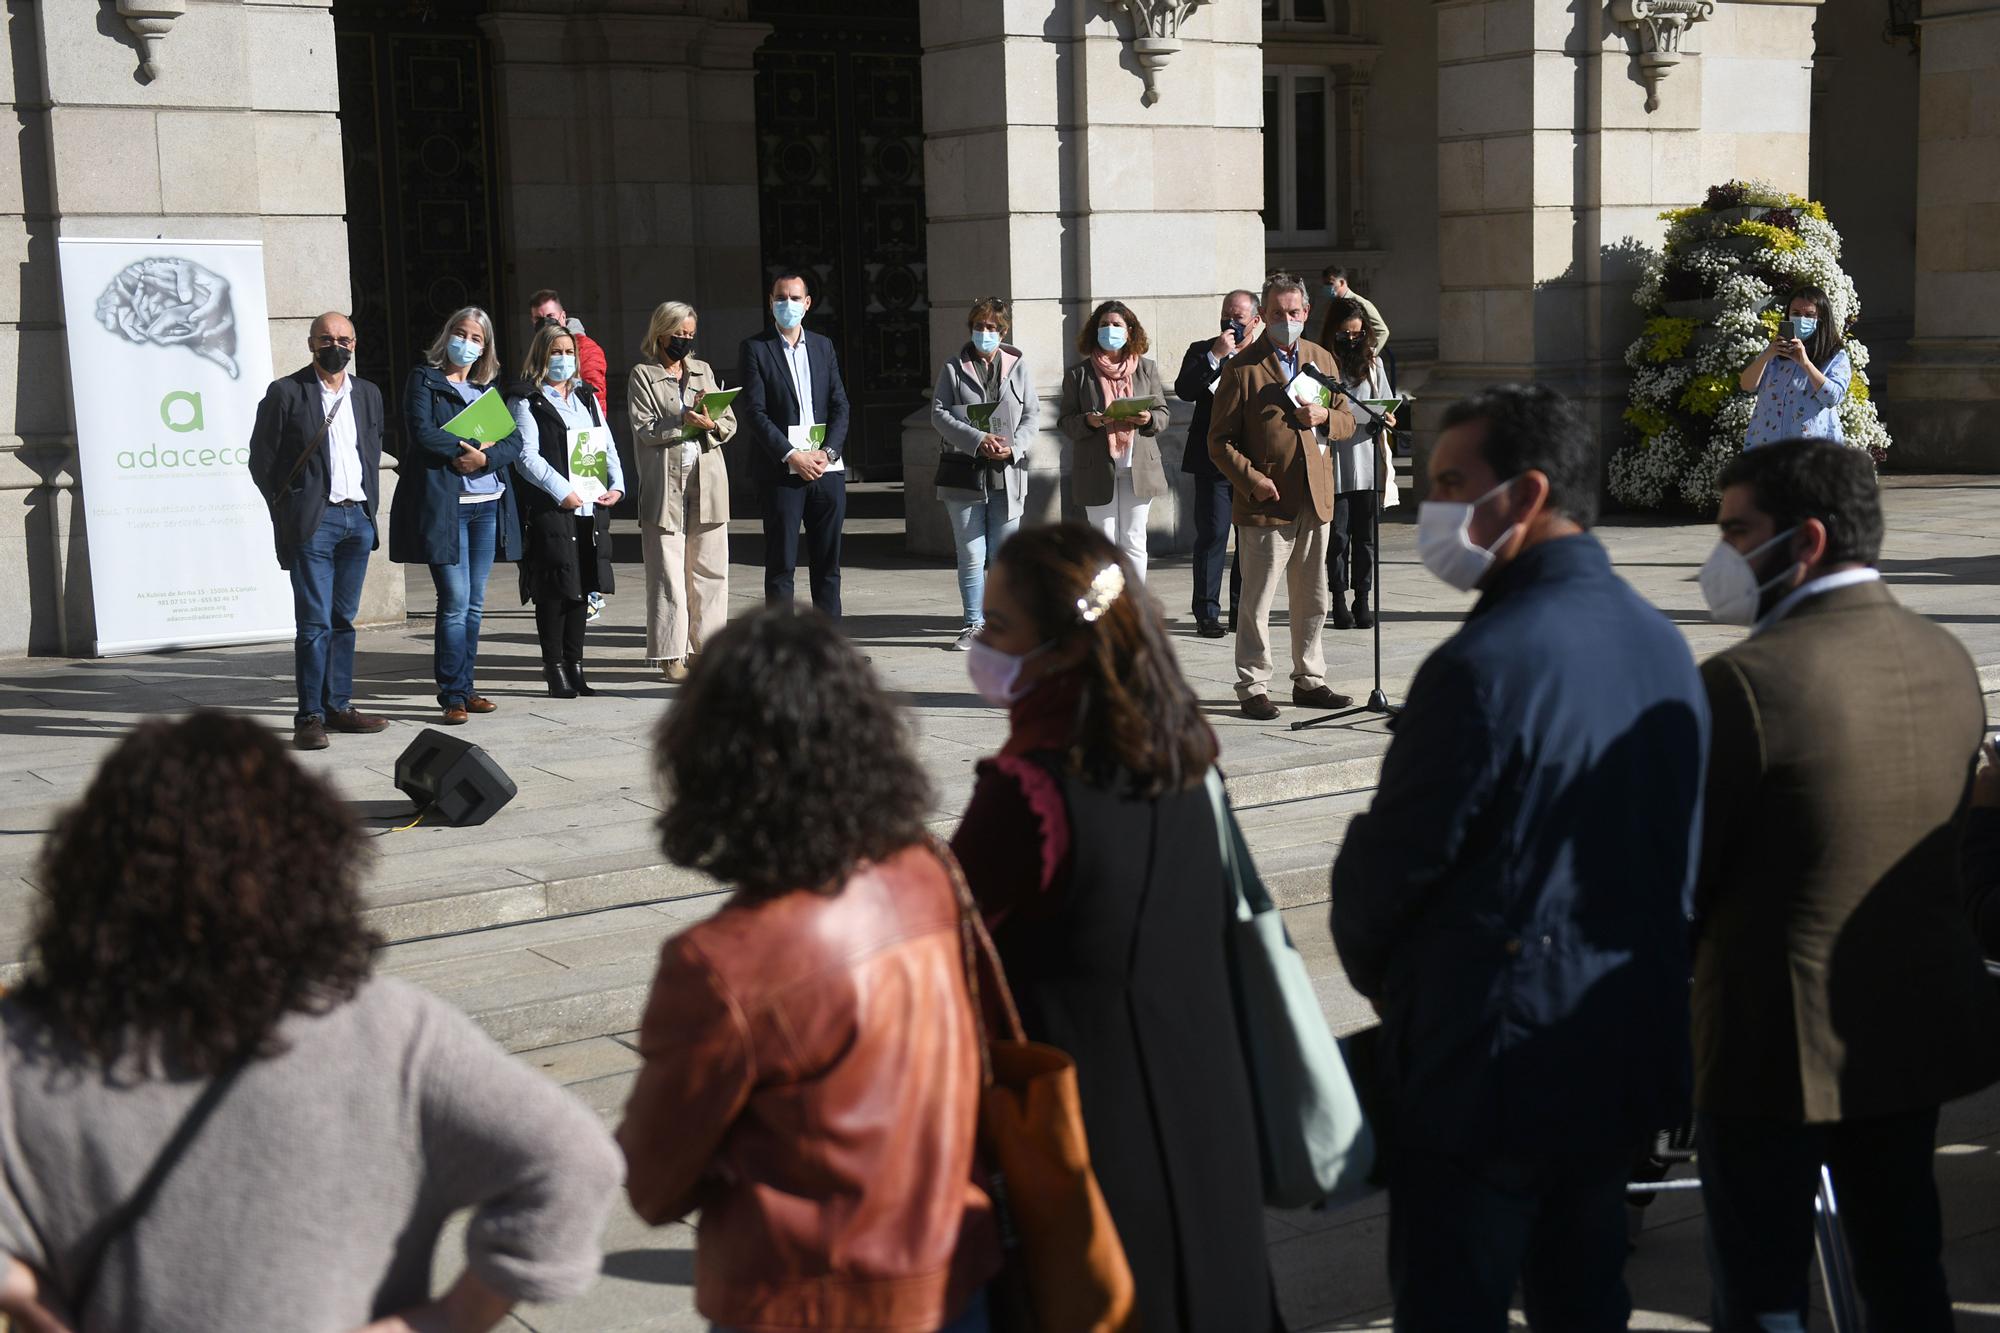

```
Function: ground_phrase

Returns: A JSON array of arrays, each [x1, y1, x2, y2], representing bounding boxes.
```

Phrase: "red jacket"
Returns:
[[617, 844, 1000, 1332], [574, 330, 608, 399]]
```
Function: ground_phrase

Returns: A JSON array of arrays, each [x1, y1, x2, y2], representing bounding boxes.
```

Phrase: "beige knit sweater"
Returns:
[[0, 976, 623, 1331]]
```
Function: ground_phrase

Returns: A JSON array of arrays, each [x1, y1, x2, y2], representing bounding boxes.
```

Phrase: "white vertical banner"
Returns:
[[56, 238, 293, 655]]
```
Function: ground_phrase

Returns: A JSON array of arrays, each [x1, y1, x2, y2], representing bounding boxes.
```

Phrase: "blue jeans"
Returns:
[[289, 502, 372, 724], [943, 495, 1020, 629], [1696, 1107, 1951, 1333], [1386, 1144, 1636, 1332], [429, 499, 498, 707], [713, 1286, 988, 1333]]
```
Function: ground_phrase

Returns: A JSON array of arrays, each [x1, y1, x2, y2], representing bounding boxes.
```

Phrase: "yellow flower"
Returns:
[[1624, 403, 1670, 436], [1733, 219, 1801, 253], [1679, 373, 1734, 418], [1643, 316, 1698, 363], [1847, 374, 1870, 404]]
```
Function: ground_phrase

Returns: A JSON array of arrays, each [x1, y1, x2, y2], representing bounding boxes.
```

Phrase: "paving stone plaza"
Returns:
[[2, 478, 1997, 1330]]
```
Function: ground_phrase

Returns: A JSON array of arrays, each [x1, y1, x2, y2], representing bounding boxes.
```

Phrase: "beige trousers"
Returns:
[[1234, 511, 1332, 700]]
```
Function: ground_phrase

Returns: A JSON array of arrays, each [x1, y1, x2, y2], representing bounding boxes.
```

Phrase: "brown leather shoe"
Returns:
[[659, 659, 690, 683], [464, 695, 498, 714], [440, 705, 470, 725], [292, 717, 329, 751], [1293, 684, 1355, 709], [1240, 694, 1281, 722], [326, 708, 388, 734]]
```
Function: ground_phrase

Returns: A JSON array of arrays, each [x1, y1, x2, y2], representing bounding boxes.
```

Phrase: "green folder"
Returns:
[[439, 387, 516, 444], [682, 388, 740, 440], [1104, 396, 1164, 421], [966, 403, 998, 432]]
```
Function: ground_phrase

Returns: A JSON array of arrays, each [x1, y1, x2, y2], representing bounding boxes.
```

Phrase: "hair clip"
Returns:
[[1076, 562, 1126, 624]]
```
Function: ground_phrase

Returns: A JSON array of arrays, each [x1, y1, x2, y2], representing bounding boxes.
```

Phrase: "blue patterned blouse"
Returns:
[[1745, 348, 1851, 449]]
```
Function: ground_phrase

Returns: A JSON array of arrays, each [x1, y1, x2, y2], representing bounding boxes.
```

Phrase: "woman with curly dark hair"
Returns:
[[617, 608, 1000, 1332], [950, 522, 1280, 1333], [0, 711, 620, 1333]]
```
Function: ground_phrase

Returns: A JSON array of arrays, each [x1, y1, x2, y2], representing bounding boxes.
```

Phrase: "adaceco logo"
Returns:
[[115, 391, 250, 471]]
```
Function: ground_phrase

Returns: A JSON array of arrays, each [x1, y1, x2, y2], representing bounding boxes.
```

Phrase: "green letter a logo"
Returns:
[[160, 391, 204, 433]]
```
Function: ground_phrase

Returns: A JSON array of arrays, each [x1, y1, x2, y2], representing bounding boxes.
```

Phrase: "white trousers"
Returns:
[[1084, 471, 1150, 582]]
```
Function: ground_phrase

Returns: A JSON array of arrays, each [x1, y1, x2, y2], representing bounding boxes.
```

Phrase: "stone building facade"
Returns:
[[0, 0, 1991, 655]]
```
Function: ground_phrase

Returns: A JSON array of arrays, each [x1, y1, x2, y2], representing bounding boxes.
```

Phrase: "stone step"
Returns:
[[382, 790, 1370, 1052]]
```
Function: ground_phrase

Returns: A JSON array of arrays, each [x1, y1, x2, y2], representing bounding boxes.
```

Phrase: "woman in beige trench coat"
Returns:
[[628, 301, 737, 682]]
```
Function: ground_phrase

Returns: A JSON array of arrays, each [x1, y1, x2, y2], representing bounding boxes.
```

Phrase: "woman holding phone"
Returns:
[[1740, 285, 1853, 449]]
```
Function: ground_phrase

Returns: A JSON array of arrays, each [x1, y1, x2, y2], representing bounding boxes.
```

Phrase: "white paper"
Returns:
[[787, 423, 844, 473], [566, 425, 610, 505]]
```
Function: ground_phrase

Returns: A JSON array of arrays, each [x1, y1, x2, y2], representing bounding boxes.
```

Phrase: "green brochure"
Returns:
[[683, 388, 740, 439], [439, 387, 515, 444], [966, 403, 999, 432], [1104, 396, 1164, 421], [567, 426, 611, 504]]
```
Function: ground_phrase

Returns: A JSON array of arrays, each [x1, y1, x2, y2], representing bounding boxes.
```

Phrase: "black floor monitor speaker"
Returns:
[[393, 729, 517, 827]]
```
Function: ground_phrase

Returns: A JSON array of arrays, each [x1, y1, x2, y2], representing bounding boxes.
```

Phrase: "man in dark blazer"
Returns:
[[738, 269, 852, 619], [1329, 386, 1708, 1331], [1692, 441, 2000, 1331], [1174, 288, 1258, 637], [247, 311, 389, 751]]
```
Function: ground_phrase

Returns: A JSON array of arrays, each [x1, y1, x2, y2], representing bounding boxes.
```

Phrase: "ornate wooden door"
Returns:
[[332, 1, 505, 450], [753, 1, 928, 480]]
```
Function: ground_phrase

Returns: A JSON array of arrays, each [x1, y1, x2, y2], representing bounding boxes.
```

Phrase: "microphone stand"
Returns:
[[1294, 389, 1406, 731]]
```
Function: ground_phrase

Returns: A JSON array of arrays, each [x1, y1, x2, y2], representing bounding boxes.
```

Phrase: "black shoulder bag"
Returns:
[[66, 1059, 249, 1320]]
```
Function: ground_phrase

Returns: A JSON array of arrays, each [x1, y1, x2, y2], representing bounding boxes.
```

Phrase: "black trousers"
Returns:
[[1330, 489, 1380, 607], [533, 596, 586, 666], [763, 470, 846, 619], [1696, 1106, 1953, 1332], [1387, 1143, 1637, 1332]]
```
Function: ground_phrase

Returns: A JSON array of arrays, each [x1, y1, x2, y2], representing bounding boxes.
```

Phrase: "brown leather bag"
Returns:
[[936, 839, 1138, 1333]]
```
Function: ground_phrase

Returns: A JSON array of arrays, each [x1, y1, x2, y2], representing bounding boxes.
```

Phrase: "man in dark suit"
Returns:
[[1692, 441, 2000, 1332], [1329, 385, 1708, 1331], [248, 312, 390, 752], [1174, 288, 1258, 637], [739, 269, 852, 619]]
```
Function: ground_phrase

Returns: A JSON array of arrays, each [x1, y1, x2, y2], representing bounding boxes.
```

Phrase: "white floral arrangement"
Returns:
[[1611, 180, 1890, 512]]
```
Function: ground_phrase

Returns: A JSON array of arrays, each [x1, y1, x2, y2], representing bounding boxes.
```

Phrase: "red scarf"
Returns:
[[1089, 350, 1136, 461], [1002, 669, 1085, 758]]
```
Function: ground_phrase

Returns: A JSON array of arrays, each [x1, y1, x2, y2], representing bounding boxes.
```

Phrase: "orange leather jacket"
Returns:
[[617, 843, 1000, 1331]]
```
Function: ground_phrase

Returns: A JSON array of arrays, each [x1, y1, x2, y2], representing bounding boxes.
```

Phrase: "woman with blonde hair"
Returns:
[[390, 306, 524, 724], [506, 320, 624, 698], [628, 300, 737, 682]]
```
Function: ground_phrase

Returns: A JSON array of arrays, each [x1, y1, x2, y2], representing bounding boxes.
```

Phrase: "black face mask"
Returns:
[[666, 335, 695, 361], [314, 344, 352, 374]]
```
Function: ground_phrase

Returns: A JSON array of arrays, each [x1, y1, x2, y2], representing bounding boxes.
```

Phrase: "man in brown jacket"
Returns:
[[1208, 273, 1357, 720], [1692, 440, 2000, 1332]]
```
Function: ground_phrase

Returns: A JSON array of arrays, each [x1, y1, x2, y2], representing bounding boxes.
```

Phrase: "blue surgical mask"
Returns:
[[1096, 324, 1127, 353], [1793, 315, 1818, 340], [971, 329, 1001, 355], [772, 299, 806, 331], [546, 353, 577, 383], [447, 335, 481, 368]]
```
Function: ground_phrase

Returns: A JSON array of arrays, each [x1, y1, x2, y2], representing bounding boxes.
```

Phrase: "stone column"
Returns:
[[0, 0, 374, 657], [1418, 0, 1820, 499], [1879, 0, 2000, 471], [905, 0, 1264, 558]]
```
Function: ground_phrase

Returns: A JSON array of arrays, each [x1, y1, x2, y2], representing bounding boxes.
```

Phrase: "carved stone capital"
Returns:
[[1610, 0, 1716, 112], [117, 0, 186, 83], [1109, 0, 1212, 107]]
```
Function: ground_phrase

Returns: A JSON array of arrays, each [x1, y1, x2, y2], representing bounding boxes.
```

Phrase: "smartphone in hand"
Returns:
[[1777, 318, 1797, 343]]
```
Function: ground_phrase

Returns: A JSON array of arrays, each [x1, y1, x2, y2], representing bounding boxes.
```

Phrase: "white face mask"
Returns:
[[1270, 317, 1306, 348], [966, 638, 1052, 707], [1697, 528, 1799, 626], [1416, 480, 1518, 592]]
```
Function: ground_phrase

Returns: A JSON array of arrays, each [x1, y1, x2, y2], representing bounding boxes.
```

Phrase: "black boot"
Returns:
[[544, 664, 577, 699], [564, 661, 597, 697], [1352, 594, 1375, 630], [1330, 594, 1356, 630]]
